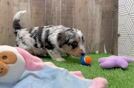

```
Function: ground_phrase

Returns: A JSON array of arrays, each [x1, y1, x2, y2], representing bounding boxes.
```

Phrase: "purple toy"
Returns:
[[98, 55, 134, 69]]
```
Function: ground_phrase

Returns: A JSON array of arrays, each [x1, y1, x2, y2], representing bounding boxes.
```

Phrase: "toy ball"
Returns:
[[80, 53, 92, 66]]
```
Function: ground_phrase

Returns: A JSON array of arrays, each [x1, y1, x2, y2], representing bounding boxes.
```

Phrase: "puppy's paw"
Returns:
[[55, 58, 65, 61]]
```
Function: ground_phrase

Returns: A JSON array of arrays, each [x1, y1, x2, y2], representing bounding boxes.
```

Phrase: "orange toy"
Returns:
[[84, 56, 92, 64], [80, 53, 92, 66]]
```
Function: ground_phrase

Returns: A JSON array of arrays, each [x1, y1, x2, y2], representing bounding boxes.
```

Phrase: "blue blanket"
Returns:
[[13, 65, 92, 88]]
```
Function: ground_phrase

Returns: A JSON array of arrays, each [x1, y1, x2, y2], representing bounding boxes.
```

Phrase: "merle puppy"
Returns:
[[13, 10, 85, 61]]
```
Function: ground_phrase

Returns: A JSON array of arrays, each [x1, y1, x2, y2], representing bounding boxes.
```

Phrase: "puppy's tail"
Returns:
[[13, 10, 26, 35]]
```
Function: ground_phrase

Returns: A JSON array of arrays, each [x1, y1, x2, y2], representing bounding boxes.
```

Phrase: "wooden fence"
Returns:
[[0, 0, 118, 54]]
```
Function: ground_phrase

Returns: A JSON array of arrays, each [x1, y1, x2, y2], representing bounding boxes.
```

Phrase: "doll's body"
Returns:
[[0, 45, 108, 88]]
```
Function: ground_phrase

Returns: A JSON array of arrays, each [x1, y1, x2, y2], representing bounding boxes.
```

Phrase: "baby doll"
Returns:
[[0, 45, 108, 88], [0, 45, 44, 88]]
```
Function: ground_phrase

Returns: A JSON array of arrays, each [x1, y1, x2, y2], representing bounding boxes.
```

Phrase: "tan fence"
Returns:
[[0, 0, 118, 54]]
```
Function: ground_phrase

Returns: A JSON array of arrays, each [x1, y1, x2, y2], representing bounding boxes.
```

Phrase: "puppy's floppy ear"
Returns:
[[57, 29, 75, 48], [57, 32, 67, 48]]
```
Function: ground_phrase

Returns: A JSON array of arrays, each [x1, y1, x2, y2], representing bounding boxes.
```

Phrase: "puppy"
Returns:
[[13, 10, 86, 61]]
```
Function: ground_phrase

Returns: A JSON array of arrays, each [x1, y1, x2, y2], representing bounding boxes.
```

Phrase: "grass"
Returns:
[[43, 54, 134, 88]]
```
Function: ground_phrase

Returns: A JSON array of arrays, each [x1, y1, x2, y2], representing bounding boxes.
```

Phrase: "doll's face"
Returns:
[[0, 51, 17, 76], [0, 46, 25, 83]]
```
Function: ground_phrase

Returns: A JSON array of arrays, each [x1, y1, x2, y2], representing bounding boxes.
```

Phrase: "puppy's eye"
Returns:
[[71, 41, 78, 49]]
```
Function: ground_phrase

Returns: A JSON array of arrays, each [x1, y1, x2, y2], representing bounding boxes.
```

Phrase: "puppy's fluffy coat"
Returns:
[[13, 10, 86, 61]]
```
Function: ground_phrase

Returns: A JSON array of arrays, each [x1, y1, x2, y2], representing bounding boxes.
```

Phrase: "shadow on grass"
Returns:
[[101, 67, 128, 71], [41, 55, 80, 64], [63, 56, 80, 64]]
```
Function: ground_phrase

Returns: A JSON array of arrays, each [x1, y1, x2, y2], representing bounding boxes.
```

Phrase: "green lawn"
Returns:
[[43, 54, 134, 88]]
